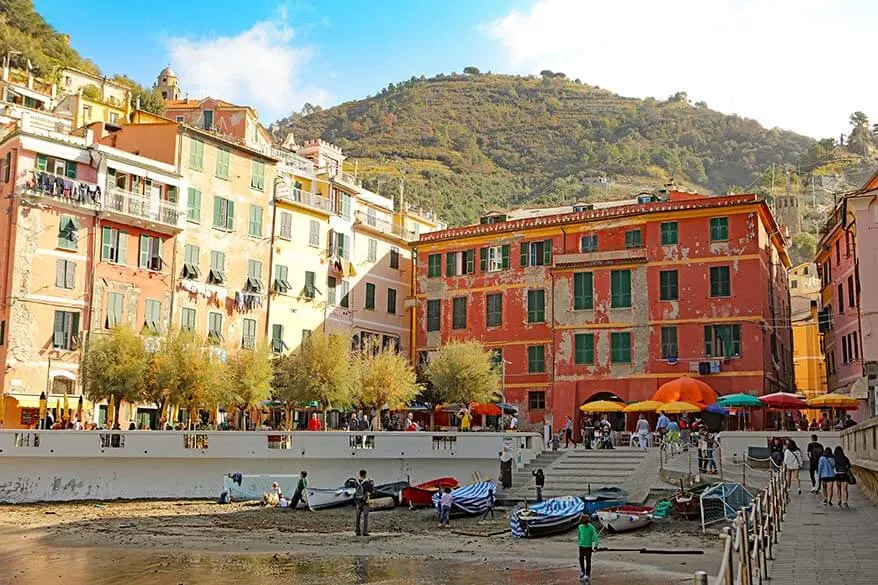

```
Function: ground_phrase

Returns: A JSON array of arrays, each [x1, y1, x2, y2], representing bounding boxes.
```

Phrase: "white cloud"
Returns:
[[485, 0, 874, 138], [165, 16, 333, 121]]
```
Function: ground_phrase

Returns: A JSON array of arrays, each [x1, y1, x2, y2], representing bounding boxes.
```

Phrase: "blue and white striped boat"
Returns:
[[511, 496, 586, 538], [432, 481, 496, 516]]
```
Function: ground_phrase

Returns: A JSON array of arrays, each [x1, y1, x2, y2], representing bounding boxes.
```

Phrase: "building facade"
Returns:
[[789, 263, 826, 400], [413, 192, 793, 430]]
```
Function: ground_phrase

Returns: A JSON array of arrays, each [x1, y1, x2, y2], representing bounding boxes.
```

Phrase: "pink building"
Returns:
[[816, 172, 878, 419]]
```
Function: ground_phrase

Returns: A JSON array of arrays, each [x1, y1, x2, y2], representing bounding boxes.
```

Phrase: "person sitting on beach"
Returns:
[[261, 482, 282, 507]]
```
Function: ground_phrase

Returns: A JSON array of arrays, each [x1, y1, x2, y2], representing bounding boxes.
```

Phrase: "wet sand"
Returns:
[[0, 500, 723, 584]]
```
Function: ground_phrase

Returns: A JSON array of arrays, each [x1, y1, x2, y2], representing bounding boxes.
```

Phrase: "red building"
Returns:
[[412, 191, 793, 431]]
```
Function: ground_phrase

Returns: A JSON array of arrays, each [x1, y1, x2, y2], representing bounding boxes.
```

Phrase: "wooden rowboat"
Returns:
[[596, 505, 654, 533], [401, 477, 459, 508]]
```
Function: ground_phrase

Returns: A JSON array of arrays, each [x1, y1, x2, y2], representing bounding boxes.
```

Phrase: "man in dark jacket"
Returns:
[[806, 434, 824, 493], [354, 469, 375, 536]]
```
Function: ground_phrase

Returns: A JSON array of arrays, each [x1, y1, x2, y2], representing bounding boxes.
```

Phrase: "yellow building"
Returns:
[[789, 262, 826, 399], [54, 68, 130, 127]]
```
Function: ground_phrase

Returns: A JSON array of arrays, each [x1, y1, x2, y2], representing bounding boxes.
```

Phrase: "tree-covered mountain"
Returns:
[[272, 72, 817, 225]]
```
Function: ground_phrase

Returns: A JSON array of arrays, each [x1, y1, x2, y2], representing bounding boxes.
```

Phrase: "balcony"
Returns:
[[327, 167, 361, 189], [354, 210, 416, 241], [275, 184, 332, 215], [102, 188, 182, 234], [554, 247, 648, 267], [17, 169, 101, 211]]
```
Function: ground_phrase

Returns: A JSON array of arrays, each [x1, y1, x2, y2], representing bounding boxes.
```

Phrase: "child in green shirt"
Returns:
[[577, 514, 599, 581]]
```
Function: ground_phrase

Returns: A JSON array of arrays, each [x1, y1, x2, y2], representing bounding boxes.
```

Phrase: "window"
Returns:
[[180, 307, 196, 332], [527, 289, 546, 323], [709, 266, 731, 297], [365, 282, 376, 309], [486, 293, 503, 327], [143, 299, 162, 333], [182, 244, 200, 279], [366, 208, 377, 226], [242, 318, 257, 349], [661, 327, 678, 359], [625, 229, 642, 248], [660, 222, 678, 245], [710, 217, 728, 241], [0, 320, 5, 345], [838, 284, 845, 313], [574, 333, 595, 365], [704, 324, 742, 358], [610, 332, 631, 363], [188, 138, 204, 170], [848, 275, 856, 307], [52, 311, 80, 350], [659, 270, 678, 301], [835, 240, 841, 264], [271, 324, 288, 353], [57, 215, 80, 250], [338, 192, 351, 220], [791, 280, 798, 289], [106, 292, 124, 329], [842, 335, 849, 364], [340, 281, 350, 309], [528, 391, 546, 411], [387, 288, 397, 314], [427, 254, 442, 278], [390, 247, 400, 269], [99, 227, 127, 265], [368, 239, 378, 262], [452, 297, 466, 329], [208, 312, 223, 342], [138, 235, 163, 271], [248, 205, 263, 237], [251, 159, 265, 190], [580, 234, 598, 252], [203, 109, 214, 130], [36, 155, 76, 178], [327, 276, 337, 305], [303, 270, 316, 299], [481, 245, 510, 272], [521, 239, 552, 267], [528, 345, 546, 373], [445, 250, 475, 276], [610, 270, 632, 308], [186, 188, 201, 223], [301, 329, 313, 346], [215, 147, 230, 179], [852, 333, 859, 361], [209, 251, 226, 284], [426, 299, 441, 331], [278, 212, 292, 240], [308, 220, 320, 247], [52, 257, 76, 290], [573, 272, 593, 310], [245, 259, 264, 293], [0, 152, 10, 183], [274, 264, 291, 294], [212, 196, 235, 231], [329, 231, 349, 259]]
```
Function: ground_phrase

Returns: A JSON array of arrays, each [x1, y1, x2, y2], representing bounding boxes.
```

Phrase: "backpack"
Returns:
[[354, 479, 371, 502]]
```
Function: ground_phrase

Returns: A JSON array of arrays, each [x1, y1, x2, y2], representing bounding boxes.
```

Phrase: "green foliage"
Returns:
[[272, 333, 356, 409], [274, 72, 814, 225], [425, 341, 500, 405], [354, 348, 420, 427], [81, 327, 148, 426], [227, 344, 273, 410], [790, 231, 817, 266], [112, 74, 165, 116], [463, 66, 481, 75]]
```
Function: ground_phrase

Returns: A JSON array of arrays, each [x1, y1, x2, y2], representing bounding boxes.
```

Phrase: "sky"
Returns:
[[35, 0, 876, 138]]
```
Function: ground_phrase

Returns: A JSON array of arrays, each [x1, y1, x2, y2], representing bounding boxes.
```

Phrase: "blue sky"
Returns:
[[35, 0, 876, 138]]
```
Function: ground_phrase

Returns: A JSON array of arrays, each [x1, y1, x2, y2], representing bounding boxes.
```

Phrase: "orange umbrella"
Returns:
[[652, 375, 718, 405], [469, 402, 502, 416]]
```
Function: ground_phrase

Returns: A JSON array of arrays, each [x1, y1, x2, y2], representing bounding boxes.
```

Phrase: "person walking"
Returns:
[[580, 415, 593, 450], [533, 469, 546, 502], [783, 439, 803, 494], [438, 487, 453, 528], [290, 471, 308, 509], [806, 434, 824, 493], [656, 411, 670, 445], [817, 447, 836, 506], [564, 416, 575, 448], [499, 448, 513, 489], [353, 469, 374, 536], [635, 414, 650, 451], [833, 446, 853, 507], [479, 486, 496, 522], [577, 513, 599, 582]]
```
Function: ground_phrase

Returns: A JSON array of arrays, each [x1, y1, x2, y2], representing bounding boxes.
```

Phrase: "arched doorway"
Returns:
[[579, 392, 626, 440]]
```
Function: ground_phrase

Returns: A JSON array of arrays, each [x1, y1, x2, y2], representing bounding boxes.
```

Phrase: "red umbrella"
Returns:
[[759, 392, 807, 410], [469, 402, 502, 416]]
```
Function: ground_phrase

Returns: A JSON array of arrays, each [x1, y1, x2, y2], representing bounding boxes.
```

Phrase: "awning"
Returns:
[[7, 395, 43, 408]]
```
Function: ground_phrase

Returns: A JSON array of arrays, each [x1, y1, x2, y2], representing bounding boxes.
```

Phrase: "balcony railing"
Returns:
[[104, 187, 181, 229], [17, 169, 101, 209], [275, 184, 332, 214], [554, 247, 648, 267], [327, 167, 361, 188], [354, 210, 416, 240]]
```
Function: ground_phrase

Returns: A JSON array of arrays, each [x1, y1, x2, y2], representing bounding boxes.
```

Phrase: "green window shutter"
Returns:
[[528, 345, 545, 373], [486, 293, 502, 327], [465, 250, 475, 274], [327, 276, 337, 304], [574, 333, 595, 365], [543, 239, 552, 264], [426, 299, 441, 331], [520, 242, 529, 267], [71, 312, 80, 342], [446, 252, 455, 277], [101, 227, 112, 261], [36, 155, 48, 172], [611, 332, 631, 363], [501, 244, 510, 269], [365, 283, 376, 309], [117, 232, 127, 265], [55, 259, 65, 288], [226, 200, 235, 231], [611, 270, 632, 308], [710, 217, 728, 241], [64, 160, 77, 179], [661, 327, 678, 359], [661, 222, 678, 245], [452, 297, 466, 329], [704, 325, 713, 357], [138, 235, 149, 268], [573, 272, 593, 310], [660, 270, 678, 301], [479, 248, 488, 272], [387, 288, 397, 314], [212, 196, 222, 228], [187, 188, 201, 222]]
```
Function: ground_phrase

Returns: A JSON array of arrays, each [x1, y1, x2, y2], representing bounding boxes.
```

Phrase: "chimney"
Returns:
[[136, 96, 141, 110], [1, 57, 8, 82], [27, 70, 34, 90]]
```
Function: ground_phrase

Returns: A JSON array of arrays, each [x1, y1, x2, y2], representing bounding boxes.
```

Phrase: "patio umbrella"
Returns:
[[62, 392, 70, 421], [107, 395, 116, 428], [807, 394, 859, 410], [470, 402, 502, 416], [623, 400, 665, 413], [717, 393, 764, 408], [0, 391, 5, 427], [579, 400, 625, 413], [652, 375, 718, 405], [704, 403, 729, 415], [658, 401, 703, 414], [76, 395, 83, 424], [760, 392, 807, 410]]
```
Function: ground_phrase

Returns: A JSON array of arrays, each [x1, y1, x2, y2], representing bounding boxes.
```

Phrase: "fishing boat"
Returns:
[[221, 473, 301, 502], [596, 505, 654, 533], [510, 496, 585, 538], [372, 480, 410, 504], [401, 477, 459, 508], [432, 481, 496, 516], [306, 478, 357, 510], [582, 486, 628, 515]]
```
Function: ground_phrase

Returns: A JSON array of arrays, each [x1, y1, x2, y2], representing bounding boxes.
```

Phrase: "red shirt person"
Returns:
[[307, 413, 322, 431]]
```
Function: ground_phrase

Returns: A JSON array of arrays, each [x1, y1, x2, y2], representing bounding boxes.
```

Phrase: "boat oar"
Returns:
[[595, 547, 704, 555]]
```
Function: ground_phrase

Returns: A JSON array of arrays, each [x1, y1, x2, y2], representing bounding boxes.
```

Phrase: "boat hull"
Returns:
[[596, 505, 654, 533], [432, 481, 496, 516], [401, 477, 459, 508], [306, 478, 357, 510], [511, 496, 586, 538], [373, 480, 410, 504]]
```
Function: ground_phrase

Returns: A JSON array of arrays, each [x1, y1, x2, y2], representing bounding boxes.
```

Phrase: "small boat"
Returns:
[[373, 480, 410, 504], [583, 486, 628, 515], [511, 496, 585, 538], [432, 481, 496, 516], [401, 477, 459, 508], [596, 505, 654, 533], [306, 478, 357, 511], [672, 483, 711, 520]]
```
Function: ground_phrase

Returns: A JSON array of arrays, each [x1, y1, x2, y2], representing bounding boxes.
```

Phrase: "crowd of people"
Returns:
[[778, 435, 855, 506]]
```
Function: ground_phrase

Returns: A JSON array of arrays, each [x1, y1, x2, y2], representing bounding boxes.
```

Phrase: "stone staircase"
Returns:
[[501, 447, 657, 504]]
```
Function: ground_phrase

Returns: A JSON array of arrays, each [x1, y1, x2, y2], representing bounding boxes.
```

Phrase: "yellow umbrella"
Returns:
[[54, 400, 60, 423], [623, 400, 665, 413], [658, 400, 703, 414], [62, 392, 70, 421], [579, 400, 625, 413], [39, 393, 47, 428], [107, 395, 116, 428], [0, 391, 6, 427], [807, 394, 859, 410]]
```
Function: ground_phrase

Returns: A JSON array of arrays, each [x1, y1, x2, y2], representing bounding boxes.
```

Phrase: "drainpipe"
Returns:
[[409, 248, 417, 366], [264, 176, 280, 340]]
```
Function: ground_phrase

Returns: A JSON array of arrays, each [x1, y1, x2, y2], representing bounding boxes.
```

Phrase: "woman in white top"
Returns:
[[783, 439, 804, 494]]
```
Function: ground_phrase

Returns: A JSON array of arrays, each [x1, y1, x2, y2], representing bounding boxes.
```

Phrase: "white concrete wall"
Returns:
[[0, 431, 542, 503], [718, 430, 843, 461]]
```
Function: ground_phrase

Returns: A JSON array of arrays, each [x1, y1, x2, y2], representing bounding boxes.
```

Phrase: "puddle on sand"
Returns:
[[0, 546, 691, 585]]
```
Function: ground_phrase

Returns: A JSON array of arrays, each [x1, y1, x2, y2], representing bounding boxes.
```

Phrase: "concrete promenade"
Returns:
[[769, 485, 878, 585]]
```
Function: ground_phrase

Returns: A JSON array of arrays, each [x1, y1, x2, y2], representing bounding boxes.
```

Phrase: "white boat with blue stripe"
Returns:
[[510, 496, 586, 538], [432, 481, 496, 516]]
